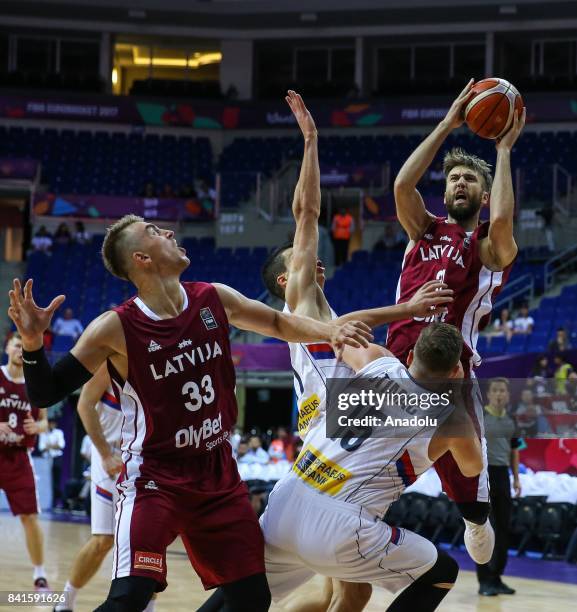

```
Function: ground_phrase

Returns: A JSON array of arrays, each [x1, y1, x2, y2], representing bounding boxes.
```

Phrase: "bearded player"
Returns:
[[387, 79, 525, 568], [8, 220, 371, 612], [0, 333, 50, 591]]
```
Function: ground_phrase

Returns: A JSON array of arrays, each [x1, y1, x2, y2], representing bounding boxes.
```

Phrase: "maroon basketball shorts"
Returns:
[[113, 450, 265, 591], [0, 447, 39, 515], [433, 373, 490, 504]]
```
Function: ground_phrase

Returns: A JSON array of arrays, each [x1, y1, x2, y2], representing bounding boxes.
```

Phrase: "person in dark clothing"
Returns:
[[476, 378, 522, 596]]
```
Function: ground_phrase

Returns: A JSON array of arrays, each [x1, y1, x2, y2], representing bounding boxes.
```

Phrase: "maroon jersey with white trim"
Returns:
[[0, 366, 39, 449], [386, 218, 514, 369], [109, 282, 237, 462]]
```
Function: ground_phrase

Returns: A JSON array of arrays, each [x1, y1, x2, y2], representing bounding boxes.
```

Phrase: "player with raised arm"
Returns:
[[258, 91, 453, 612], [0, 333, 50, 591], [260, 323, 482, 612], [8, 218, 372, 612], [387, 79, 526, 567]]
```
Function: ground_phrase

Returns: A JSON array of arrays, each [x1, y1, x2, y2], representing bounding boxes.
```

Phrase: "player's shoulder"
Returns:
[[357, 354, 404, 377]]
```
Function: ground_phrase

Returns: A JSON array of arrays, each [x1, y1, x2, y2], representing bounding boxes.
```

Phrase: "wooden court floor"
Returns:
[[0, 514, 575, 611]]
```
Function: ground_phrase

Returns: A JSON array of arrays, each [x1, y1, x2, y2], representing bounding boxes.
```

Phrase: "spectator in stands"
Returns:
[[477, 378, 521, 597], [53, 222, 72, 246], [512, 304, 534, 335], [373, 222, 405, 251], [548, 327, 572, 353], [73, 221, 91, 245], [514, 388, 546, 437], [80, 433, 92, 472], [532, 354, 551, 378], [52, 308, 84, 341], [566, 372, 577, 412], [491, 308, 514, 341], [31, 225, 53, 254], [331, 207, 355, 266], [553, 354, 574, 394], [274, 426, 298, 462], [38, 418, 66, 509], [241, 435, 270, 465], [235, 440, 250, 463]]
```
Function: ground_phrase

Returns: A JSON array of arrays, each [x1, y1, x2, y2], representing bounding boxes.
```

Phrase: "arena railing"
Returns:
[[544, 244, 577, 292], [493, 274, 535, 313]]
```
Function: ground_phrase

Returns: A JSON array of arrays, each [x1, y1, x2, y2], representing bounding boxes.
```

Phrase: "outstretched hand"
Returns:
[[406, 280, 453, 317], [286, 90, 318, 140], [330, 320, 373, 361], [8, 279, 65, 349], [442, 79, 475, 130], [496, 107, 526, 151]]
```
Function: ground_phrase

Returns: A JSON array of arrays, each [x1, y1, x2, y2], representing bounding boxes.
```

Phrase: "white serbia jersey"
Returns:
[[291, 356, 452, 518], [96, 386, 123, 449], [284, 303, 354, 439]]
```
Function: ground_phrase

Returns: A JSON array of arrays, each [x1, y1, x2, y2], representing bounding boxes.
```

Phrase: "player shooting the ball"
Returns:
[[385, 78, 526, 571]]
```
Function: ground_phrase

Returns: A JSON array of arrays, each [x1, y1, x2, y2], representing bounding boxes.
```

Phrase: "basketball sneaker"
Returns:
[[34, 577, 50, 592], [464, 519, 495, 564]]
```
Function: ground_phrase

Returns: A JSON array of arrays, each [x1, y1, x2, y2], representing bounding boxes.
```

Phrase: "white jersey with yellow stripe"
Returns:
[[291, 355, 452, 518], [284, 303, 354, 439], [96, 386, 123, 449]]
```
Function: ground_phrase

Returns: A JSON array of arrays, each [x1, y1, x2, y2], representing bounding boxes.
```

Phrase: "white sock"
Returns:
[[54, 582, 78, 611], [143, 599, 156, 612], [33, 565, 46, 580]]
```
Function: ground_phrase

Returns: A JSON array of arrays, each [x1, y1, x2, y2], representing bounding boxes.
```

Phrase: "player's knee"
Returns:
[[221, 572, 271, 612], [19, 513, 37, 526], [457, 501, 490, 525], [92, 534, 114, 555], [424, 551, 459, 589], [331, 581, 372, 610], [95, 576, 157, 612]]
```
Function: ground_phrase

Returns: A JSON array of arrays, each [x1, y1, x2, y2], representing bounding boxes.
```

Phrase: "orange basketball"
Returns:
[[465, 78, 524, 140]]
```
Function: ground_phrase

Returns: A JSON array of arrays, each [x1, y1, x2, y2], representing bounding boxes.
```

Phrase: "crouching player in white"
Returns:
[[261, 323, 482, 611], [54, 364, 140, 612]]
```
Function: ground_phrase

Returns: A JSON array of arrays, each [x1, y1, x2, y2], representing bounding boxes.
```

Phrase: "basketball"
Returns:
[[465, 78, 524, 140]]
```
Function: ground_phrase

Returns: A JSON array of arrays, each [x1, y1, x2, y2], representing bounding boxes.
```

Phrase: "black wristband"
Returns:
[[22, 346, 46, 365]]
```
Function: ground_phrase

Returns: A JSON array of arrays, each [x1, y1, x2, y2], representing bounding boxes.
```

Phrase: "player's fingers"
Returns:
[[47, 294, 66, 314], [343, 337, 362, 349], [428, 291, 454, 300], [7, 306, 21, 323], [458, 78, 474, 99], [23, 278, 33, 301], [12, 279, 24, 304]]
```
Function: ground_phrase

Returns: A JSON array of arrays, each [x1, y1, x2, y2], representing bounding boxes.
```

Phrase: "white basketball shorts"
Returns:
[[90, 445, 119, 535], [260, 475, 437, 602]]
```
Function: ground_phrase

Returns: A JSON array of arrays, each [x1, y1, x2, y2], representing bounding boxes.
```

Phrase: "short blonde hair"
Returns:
[[443, 148, 493, 192], [101, 214, 143, 280]]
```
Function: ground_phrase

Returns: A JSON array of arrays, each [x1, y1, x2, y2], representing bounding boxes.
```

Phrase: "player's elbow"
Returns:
[[393, 177, 414, 196]]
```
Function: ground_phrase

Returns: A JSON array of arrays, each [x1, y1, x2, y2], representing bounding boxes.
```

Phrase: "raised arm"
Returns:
[[214, 283, 372, 357], [77, 363, 123, 478], [284, 91, 329, 319], [8, 279, 121, 407], [335, 280, 453, 328], [394, 80, 474, 240], [480, 108, 525, 271]]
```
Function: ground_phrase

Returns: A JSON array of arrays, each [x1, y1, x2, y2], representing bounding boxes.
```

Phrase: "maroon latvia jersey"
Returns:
[[0, 365, 39, 449], [109, 282, 237, 463], [386, 218, 514, 370]]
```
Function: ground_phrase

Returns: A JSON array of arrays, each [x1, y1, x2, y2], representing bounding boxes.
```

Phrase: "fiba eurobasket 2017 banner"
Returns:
[[1, 92, 577, 129]]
